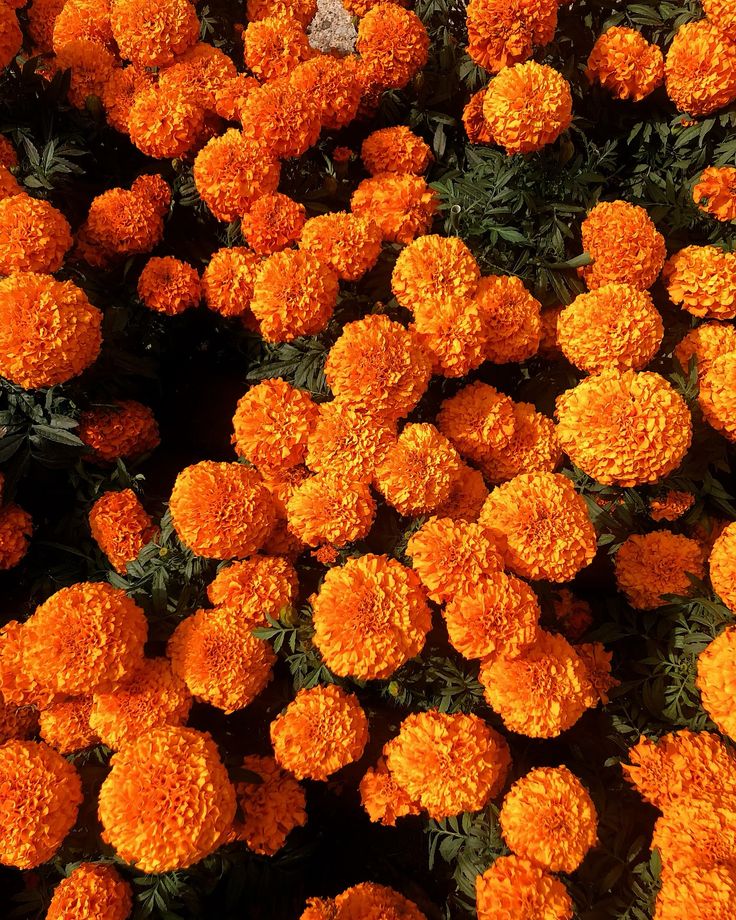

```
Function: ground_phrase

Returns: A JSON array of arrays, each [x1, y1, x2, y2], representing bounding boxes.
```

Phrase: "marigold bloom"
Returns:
[[287, 474, 376, 548], [412, 295, 488, 377], [675, 322, 736, 380], [555, 370, 692, 486], [0, 194, 72, 275], [110, 0, 199, 66], [709, 521, 736, 613], [392, 234, 480, 313], [576, 641, 618, 705], [158, 42, 236, 109], [360, 125, 432, 176], [550, 588, 592, 641], [307, 401, 396, 482], [359, 757, 421, 826], [700, 351, 736, 442], [231, 755, 307, 856], [207, 556, 297, 626], [463, 88, 494, 144], [91, 657, 191, 749], [586, 26, 664, 100], [0, 503, 32, 570], [127, 85, 205, 159], [351, 174, 437, 244], [0, 740, 82, 869], [0, 5, 22, 69], [244, 15, 312, 82], [663, 245, 736, 320], [356, 4, 429, 91], [137, 255, 200, 316], [169, 461, 276, 559], [475, 855, 573, 920], [247, 0, 316, 24], [300, 212, 382, 282], [27, 0, 69, 52], [39, 697, 98, 755], [52, 0, 115, 51], [652, 797, 736, 877], [311, 553, 430, 679], [101, 65, 156, 134], [655, 866, 736, 920], [194, 129, 280, 223], [202, 246, 261, 319], [213, 73, 259, 121], [558, 283, 662, 374], [79, 400, 159, 463], [289, 56, 360, 132], [47, 863, 132, 920], [650, 489, 695, 524], [474, 274, 541, 363], [0, 621, 55, 710], [480, 401, 561, 484], [480, 630, 595, 737], [384, 711, 510, 819], [270, 684, 368, 781], [665, 20, 736, 116], [325, 315, 431, 422], [435, 463, 489, 522], [615, 531, 705, 610], [99, 726, 236, 872], [55, 39, 117, 109], [437, 381, 516, 464], [693, 165, 736, 221], [580, 200, 665, 291], [697, 626, 736, 740], [240, 194, 306, 258], [240, 79, 321, 160], [466, 0, 557, 73], [89, 489, 156, 574], [333, 883, 428, 919], [375, 423, 462, 517]]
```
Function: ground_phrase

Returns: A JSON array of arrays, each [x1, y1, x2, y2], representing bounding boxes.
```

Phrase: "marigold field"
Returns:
[[2, 0, 736, 917]]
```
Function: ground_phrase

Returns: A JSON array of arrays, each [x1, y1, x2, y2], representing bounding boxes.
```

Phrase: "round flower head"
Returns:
[[169, 461, 276, 559], [555, 370, 692, 486], [704, 0, 736, 30], [615, 531, 705, 610], [299, 212, 382, 282], [202, 246, 261, 319], [110, 0, 199, 66], [693, 166, 736, 221], [480, 630, 595, 737], [710, 522, 736, 613], [499, 766, 597, 873], [55, 39, 117, 109], [250, 249, 339, 343], [557, 283, 663, 374], [437, 381, 516, 464], [577, 641, 618, 705], [168, 607, 274, 712], [392, 234, 480, 313], [101, 65, 156, 134], [193, 130, 280, 223], [0, 195, 72, 275], [384, 711, 511, 820], [483, 62, 572, 155], [665, 20, 736, 116], [480, 472, 596, 582], [127, 85, 205, 159], [675, 323, 736, 379], [463, 88, 494, 144], [650, 489, 695, 524], [351, 174, 438, 244], [47, 863, 132, 920], [207, 556, 298, 625], [586, 26, 664, 100], [231, 755, 307, 856], [356, 4, 429, 91], [325, 315, 432, 422], [652, 797, 736, 877], [333, 883, 428, 919], [475, 855, 573, 920], [287, 473, 376, 548], [435, 463, 489, 522], [290, 56, 362, 131], [474, 274, 542, 363], [247, 0, 316, 25], [655, 866, 736, 920], [311, 553, 430, 680], [375, 423, 462, 517], [360, 125, 432, 176], [0, 620, 55, 710], [700, 352, 736, 442], [550, 588, 593, 641], [270, 684, 368, 781], [407, 517, 503, 603], [28, 0, 66, 52], [580, 200, 665, 290], [89, 489, 156, 574], [39, 697, 98, 755], [360, 758, 421, 827], [479, 401, 561, 484], [698, 626, 736, 739], [79, 400, 159, 463], [306, 401, 397, 482], [0, 740, 83, 869], [240, 80, 321, 160], [241, 194, 306, 258], [411, 295, 488, 377], [243, 15, 312, 82], [663, 246, 736, 320], [466, 0, 557, 73], [98, 726, 236, 872], [137, 256, 200, 316], [90, 657, 191, 749], [0, 5, 21, 69], [158, 42, 237, 110], [0, 504, 32, 570]]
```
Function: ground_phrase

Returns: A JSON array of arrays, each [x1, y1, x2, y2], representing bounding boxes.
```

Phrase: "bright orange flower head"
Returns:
[[270, 684, 369, 781], [231, 755, 307, 856], [700, 351, 736, 442], [0, 620, 55, 710], [101, 65, 156, 134], [614, 531, 705, 610], [0, 504, 32, 570], [30, 0, 62, 51], [290, 55, 362, 131], [213, 73, 260, 121], [331, 883, 428, 920], [78, 400, 160, 463], [169, 461, 276, 559], [359, 757, 421, 827], [110, 0, 199, 66], [483, 62, 572, 154], [39, 697, 98, 755], [480, 472, 596, 582], [287, 473, 376, 548], [675, 322, 736, 380], [90, 657, 192, 749], [357, 4, 429, 90], [586, 26, 664, 100], [665, 19, 736, 116], [54, 39, 118, 109], [650, 489, 695, 524], [311, 553, 430, 679], [479, 401, 561, 484], [437, 381, 516, 463], [655, 866, 736, 920], [127, 84, 205, 159], [474, 274, 542, 363], [704, 0, 736, 30], [361, 125, 432, 176], [243, 15, 312, 81], [47, 863, 132, 920], [89, 489, 156, 574], [558, 283, 663, 374], [202, 246, 261, 319], [392, 234, 480, 313], [663, 245, 736, 320], [137, 256, 200, 316], [207, 555, 297, 625], [480, 630, 595, 737], [697, 626, 736, 740], [307, 401, 397, 482], [475, 855, 573, 920], [375, 423, 463, 517], [53, 0, 115, 53], [351, 174, 438, 244], [463, 88, 494, 144], [580, 200, 665, 290], [555, 370, 692, 486], [0, 740, 83, 869], [435, 463, 489, 522], [300, 212, 383, 282], [246, 0, 317, 26], [0, 194, 72, 274], [240, 79, 321, 160], [241, 194, 306, 258], [411, 295, 488, 377], [467, 0, 557, 73], [384, 710, 511, 820], [693, 166, 736, 221], [158, 42, 237, 109], [652, 797, 736, 877], [99, 726, 236, 872], [710, 521, 736, 612], [0, 4, 22, 68]]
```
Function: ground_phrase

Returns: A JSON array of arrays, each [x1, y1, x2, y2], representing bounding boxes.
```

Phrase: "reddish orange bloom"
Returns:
[[287, 473, 376, 548], [213, 73, 260, 122], [78, 400, 160, 463], [357, 4, 429, 91], [158, 42, 236, 110], [709, 521, 736, 612], [0, 620, 56, 710], [550, 589, 593, 641], [361, 125, 432, 176], [39, 697, 98, 755], [435, 463, 489, 522], [110, 0, 200, 67], [241, 194, 306, 257], [332, 883, 427, 920], [474, 274, 541, 363], [665, 20, 736, 116], [90, 489, 157, 575], [576, 641, 618, 705], [27, 0, 66, 52], [240, 79, 321, 160], [246, 0, 316, 25], [53, 0, 114, 53], [586, 26, 664, 100], [437, 381, 516, 464], [137, 256, 200, 315], [202, 246, 261, 319], [231, 755, 307, 856], [693, 166, 736, 221], [0, 194, 72, 275], [615, 531, 705, 609], [0, 166, 21, 201], [697, 626, 736, 739], [392, 234, 480, 313], [581, 200, 665, 290], [700, 351, 736, 442], [351, 174, 438, 244], [675, 323, 736, 379], [650, 489, 695, 523], [244, 15, 312, 82], [663, 245, 736, 320], [479, 401, 561, 484], [290, 56, 362, 131], [127, 85, 205, 160], [102, 65, 156, 134], [467, 0, 557, 73], [0, 5, 22, 68], [306, 401, 397, 482], [300, 212, 382, 282], [46, 863, 132, 920], [360, 758, 421, 826], [476, 855, 573, 920], [207, 555, 298, 625], [0, 504, 32, 570], [655, 866, 736, 920]]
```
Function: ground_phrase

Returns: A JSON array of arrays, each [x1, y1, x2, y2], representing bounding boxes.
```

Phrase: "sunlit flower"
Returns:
[[476, 855, 573, 920], [580, 200, 665, 290], [231, 755, 307, 856], [47, 863, 132, 920], [586, 26, 664, 100], [614, 531, 705, 609]]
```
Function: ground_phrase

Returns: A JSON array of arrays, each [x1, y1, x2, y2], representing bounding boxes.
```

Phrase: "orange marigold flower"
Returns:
[[193, 129, 280, 223], [287, 473, 376, 548], [356, 4, 429, 91], [39, 697, 98, 755], [290, 55, 362, 131], [435, 463, 489, 522], [466, 0, 557, 73], [411, 295, 488, 377], [202, 245, 261, 319], [0, 194, 72, 275], [480, 630, 595, 737], [480, 472, 596, 582], [0, 503, 32, 570], [614, 531, 705, 610], [101, 65, 156, 134], [650, 489, 695, 523], [406, 516, 502, 603], [351, 173, 437, 244], [710, 521, 736, 612], [359, 757, 421, 826], [47, 863, 132, 920], [474, 274, 541, 363], [360, 125, 432, 176], [240, 79, 321, 160], [332, 883, 427, 919], [375, 423, 462, 517], [555, 369, 692, 486], [550, 588, 593, 641], [557, 283, 663, 374], [0, 620, 55, 710], [580, 200, 665, 291], [300, 212, 382, 282], [55, 39, 117, 109], [169, 461, 276, 559], [392, 234, 480, 313], [324, 315, 431, 422], [79, 400, 159, 464], [693, 165, 736, 221], [697, 626, 736, 740], [479, 401, 561, 484], [52, 0, 115, 52], [663, 245, 736, 320], [704, 0, 736, 30], [23, 582, 147, 696], [675, 322, 736, 379], [246, 0, 316, 26], [244, 16, 313, 82], [110, 0, 199, 67], [0, 5, 23, 70], [307, 401, 396, 481], [700, 351, 736, 442], [384, 711, 511, 820], [241, 194, 306, 258], [0, 740, 83, 869], [213, 73, 260, 121], [158, 42, 236, 109], [665, 20, 736, 116], [270, 684, 368, 781], [27, 0, 67, 52], [576, 641, 618, 704], [652, 797, 736, 877], [475, 855, 573, 920], [137, 255, 200, 316], [231, 755, 307, 856], [655, 866, 736, 920], [89, 489, 156, 573], [207, 555, 297, 625], [98, 726, 236, 872], [463, 88, 494, 144], [437, 381, 516, 464], [311, 553, 430, 679], [127, 84, 205, 159], [586, 26, 664, 101]]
